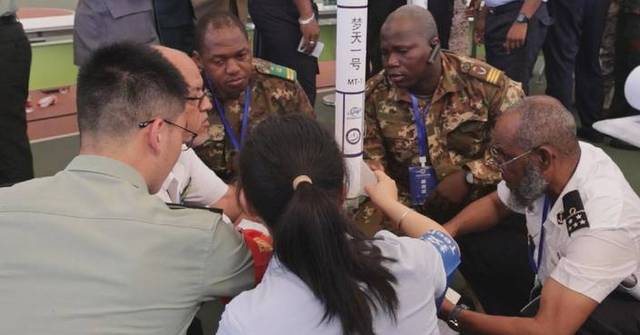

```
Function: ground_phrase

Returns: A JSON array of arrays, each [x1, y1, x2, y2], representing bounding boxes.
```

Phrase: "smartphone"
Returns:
[[297, 38, 324, 58]]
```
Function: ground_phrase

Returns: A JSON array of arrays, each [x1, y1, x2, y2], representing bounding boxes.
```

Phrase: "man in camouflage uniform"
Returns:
[[192, 12, 315, 182], [359, 5, 532, 316]]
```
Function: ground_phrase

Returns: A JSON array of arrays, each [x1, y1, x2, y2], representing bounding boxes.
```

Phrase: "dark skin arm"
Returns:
[[441, 278, 598, 335], [504, 0, 542, 53], [293, 0, 320, 54], [443, 191, 511, 237], [423, 170, 470, 215]]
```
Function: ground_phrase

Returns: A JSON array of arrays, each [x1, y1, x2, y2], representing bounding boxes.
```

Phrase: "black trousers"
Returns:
[[249, 0, 319, 105], [0, 20, 33, 186], [485, 1, 550, 94], [366, 0, 405, 79], [429, 0, 454, 49], [456, 214, 534, 316], [153, 0, 196, 55], [612, 12, 640, 117], [543, 0, 611, 129]]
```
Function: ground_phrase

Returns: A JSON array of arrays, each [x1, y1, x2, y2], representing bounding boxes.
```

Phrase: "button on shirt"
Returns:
[[217, 230, 447, 335], [0, 155, 254, 335], [497, 142, 640, 303], [156, 148, 228, 206]]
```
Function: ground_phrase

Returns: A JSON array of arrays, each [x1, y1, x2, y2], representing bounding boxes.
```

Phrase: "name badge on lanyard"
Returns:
[[213, 87, 252, 151], [408, 94, 438, 206], [528, 196, 550, 292]]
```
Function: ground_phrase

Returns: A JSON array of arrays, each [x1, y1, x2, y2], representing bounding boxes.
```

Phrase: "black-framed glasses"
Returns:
[[138, 119, 198, 151], [488, 145, 538, 171], [184, 91, 208, 109]]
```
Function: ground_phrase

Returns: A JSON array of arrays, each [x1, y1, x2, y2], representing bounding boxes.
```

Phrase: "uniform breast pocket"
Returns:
[[380, 118, 417, 158], [444, 112, 489, 158]]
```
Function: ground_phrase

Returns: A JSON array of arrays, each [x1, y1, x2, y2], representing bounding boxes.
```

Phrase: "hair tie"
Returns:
[[292, 175, 313, 190]]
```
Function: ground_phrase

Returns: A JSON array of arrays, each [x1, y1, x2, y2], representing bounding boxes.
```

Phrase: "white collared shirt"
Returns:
[[497, 142, 640, 302], [217, 230, 448, 335], [156, 148, 228, 206]]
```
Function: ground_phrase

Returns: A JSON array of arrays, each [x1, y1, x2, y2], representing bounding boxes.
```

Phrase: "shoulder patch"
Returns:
[[557, 190, 590, 236], [255, 60, 297, 82], [462, 61, 502, 86]]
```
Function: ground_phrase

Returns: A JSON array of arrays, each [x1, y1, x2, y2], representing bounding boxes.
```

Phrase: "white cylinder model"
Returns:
[[335, 0, 368, 201]]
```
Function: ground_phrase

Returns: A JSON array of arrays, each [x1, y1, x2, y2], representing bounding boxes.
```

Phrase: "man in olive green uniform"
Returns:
[[192, 12, 315, 182], [0, 43, 254, 334], [360, 5, 531, 316]]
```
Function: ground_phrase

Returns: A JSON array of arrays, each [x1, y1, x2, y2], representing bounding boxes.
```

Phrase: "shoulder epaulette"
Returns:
[[459, 59, 503, 86], [254, 59, 297, 82]]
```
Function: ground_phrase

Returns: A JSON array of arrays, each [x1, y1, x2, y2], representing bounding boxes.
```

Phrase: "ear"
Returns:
[[145, 119, 164, 154], [536, 145, 553, 172], [192, 51, 203, 70]]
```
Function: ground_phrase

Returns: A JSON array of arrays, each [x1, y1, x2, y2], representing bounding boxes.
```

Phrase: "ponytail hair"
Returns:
[[239, 114, 398, 335]]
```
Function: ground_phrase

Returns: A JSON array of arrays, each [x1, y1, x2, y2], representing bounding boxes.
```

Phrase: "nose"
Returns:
[[201, 94, 213, 112], [225, 59, 241, 75]]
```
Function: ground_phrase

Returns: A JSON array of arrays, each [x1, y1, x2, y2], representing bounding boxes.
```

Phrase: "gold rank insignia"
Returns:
[[485, 68, 501, 85]]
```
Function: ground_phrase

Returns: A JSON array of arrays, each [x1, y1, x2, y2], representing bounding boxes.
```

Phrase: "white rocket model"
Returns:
[[334, 0, 368, 202]]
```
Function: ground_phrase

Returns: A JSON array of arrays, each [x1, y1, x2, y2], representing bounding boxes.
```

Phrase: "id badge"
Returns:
[[408, 165, 438, 206]]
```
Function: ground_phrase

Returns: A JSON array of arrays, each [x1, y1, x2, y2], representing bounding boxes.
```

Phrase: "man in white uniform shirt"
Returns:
[[441, 96, 640, 334], [154, 46, 241, 221]]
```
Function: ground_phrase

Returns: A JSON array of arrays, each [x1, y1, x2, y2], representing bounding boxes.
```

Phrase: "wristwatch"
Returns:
[[464, 170, 475, 185], [447, 303, 469, 331], [515, 12, 529, 24]]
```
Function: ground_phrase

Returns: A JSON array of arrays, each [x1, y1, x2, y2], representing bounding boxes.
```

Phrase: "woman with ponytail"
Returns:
[[217, 114, 460, 335]]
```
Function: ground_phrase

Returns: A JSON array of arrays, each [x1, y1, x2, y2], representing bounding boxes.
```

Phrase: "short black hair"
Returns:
[[76, 42, 187, 138], [195, 11, 248, 52]]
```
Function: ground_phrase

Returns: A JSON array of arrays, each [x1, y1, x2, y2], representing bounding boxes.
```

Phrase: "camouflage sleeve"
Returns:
[[363, 89, 388, 169], [293, 81, 316, 118], [464, 75, 524, 185]]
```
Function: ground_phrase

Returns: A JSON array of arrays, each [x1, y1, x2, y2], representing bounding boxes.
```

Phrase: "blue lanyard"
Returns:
[[528, 196, 550, 274], [410, 94, 431, 166], [213, 87, 251, 151]]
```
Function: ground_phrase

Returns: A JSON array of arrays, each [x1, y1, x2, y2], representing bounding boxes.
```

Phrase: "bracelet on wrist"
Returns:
[[397, 209, 411, 231], [298, 13, 315, 25]]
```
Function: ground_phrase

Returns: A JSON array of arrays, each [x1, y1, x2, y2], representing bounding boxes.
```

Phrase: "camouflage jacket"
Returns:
[[364, 51, 524, 195], [195, 58, 315, 181]]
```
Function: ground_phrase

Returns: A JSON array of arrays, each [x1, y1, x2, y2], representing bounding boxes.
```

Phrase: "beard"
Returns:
[[511, 164, 548, 208]]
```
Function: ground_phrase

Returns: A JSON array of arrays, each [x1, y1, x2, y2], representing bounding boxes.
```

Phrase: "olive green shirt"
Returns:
[[0, 155, 254, 335]]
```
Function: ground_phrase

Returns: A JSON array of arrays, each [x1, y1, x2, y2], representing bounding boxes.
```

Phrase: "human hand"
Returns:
[[367, 160, 385, 173], [299, 19, 320, 54], [504, 23, 528, 53], [365, 170, 398, 205], [473, 9, 487, 44], [425, 170, 470, 210]]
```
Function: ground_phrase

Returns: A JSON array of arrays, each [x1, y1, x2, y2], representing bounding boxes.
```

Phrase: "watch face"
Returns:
[[516, 13, 529, 23]]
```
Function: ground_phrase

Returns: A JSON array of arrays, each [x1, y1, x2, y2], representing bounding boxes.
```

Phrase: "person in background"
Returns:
[[473, 0, 551, 93], [73, 0, 159, 66], [154, 45, 242, 221], [217, 113, 460, 335], [366, 0, 406, 79], [0, 43, 255, 334], [154, 0, 197, 55], [543, 0, 611, 142], [360, 5, 531, 316], [248, 0, 319, 104], [192, 12, 314, 182], [192, 0, 249, 23], [441, 96, 640, 334], [0, 1, 33, 186]]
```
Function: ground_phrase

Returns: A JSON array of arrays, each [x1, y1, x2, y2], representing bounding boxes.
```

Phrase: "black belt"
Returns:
[[487, 1, 524, 15], [0, 14, 17, 25]]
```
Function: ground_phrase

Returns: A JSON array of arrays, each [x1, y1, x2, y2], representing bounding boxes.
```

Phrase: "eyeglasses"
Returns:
[[138, 119, 198, 151], [185, 91, 208, 109], [488, 145, 538, 171]]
